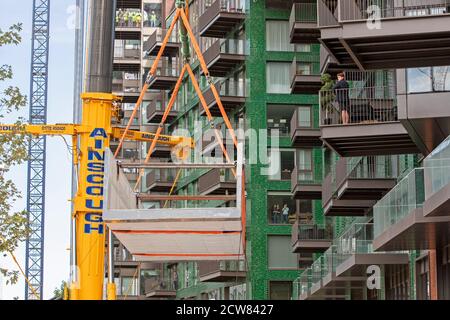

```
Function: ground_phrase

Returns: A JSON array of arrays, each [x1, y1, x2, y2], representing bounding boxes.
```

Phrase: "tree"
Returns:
[[52, 280, 67, 300], [0, 23, 30, 286]]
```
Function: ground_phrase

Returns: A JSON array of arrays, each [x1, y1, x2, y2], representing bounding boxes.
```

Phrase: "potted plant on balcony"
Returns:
[[320, 73, 335, 125]]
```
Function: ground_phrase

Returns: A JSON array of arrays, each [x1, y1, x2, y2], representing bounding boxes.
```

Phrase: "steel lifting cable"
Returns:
[[162, 168, 182, 209], [122, 266, 139, 300]]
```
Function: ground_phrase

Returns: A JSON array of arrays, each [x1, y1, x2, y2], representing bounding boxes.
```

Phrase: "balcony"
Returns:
[[145, 279, 177, 299], [145, 169, 177, 192], [114, 47, 141, 65], [292, 220, 333, 254], [290, 58, 322, 94], [289, 2, 320, 44], [322, 172, 376, 217], [397, 68, 450, 155], [198, 169, 236, 195], [320, 45, 357, 76], [199, 83, 246, 117], [373, 168, 450, 251], [199, 0, 246, 38], [146, 99, 178, 124], [303, 223, 410, 300], [198, 260, 246, 283], [423, 136, 450, 218], [318, 0, 450, 69], [334, 156, 398, 201], [290, 108, 321, 148], [147, 63, 179, 91], [116, 0, 141, 10], [144, 29, 180, 57], [319, 72, 418, 156], [112, 77, 141, 95], [291, 168, 322, 200], [115, 10, 141, 40], [203, 39, 247, 77], [144, 140, 172, 159]]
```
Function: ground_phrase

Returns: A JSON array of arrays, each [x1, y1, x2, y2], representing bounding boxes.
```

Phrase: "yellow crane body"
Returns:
[[0, 92, 193, 300]]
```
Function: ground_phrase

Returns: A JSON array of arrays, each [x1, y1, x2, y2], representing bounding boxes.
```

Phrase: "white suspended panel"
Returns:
[[103, 147, 245, 262]]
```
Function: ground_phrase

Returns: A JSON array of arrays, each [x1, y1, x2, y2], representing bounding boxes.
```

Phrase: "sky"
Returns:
[[0, 0, 77, 299]]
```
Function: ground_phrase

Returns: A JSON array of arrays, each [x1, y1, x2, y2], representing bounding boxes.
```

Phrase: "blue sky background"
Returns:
[[0, 0, 76, 299]]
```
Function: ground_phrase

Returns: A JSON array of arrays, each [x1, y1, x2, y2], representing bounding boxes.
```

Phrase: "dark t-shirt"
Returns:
[[333, 80, 350, 105]]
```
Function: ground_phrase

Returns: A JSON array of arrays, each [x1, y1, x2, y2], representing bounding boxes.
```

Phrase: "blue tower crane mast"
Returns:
[[25, 0, 50, 300]]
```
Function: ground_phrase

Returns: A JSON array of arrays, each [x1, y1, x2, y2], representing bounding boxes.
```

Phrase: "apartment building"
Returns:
[[106, 0, 179, 300], [108, 0, 450, 301], [294, 0, 450, 300]]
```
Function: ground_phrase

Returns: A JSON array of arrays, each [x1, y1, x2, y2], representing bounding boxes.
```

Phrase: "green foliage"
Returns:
[[53, 281, 67, 299], [0, 23, 30, 286]]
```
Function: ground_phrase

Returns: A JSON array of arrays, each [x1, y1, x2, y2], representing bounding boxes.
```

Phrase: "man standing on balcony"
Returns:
[[333, 72, 350, 125]]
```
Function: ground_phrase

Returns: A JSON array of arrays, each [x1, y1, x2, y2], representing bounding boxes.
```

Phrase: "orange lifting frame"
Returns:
[[111, 5, 246, 255]]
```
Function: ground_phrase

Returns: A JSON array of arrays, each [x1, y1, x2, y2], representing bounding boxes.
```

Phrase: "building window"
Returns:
[[407, 66, 450, 93], [296, 149, 313, 181], [266, 20, 292, 52], [267, 192, 297, 225], [267, 105, 297, 136], [268, 149, 295, 181], [268, 235, 298, 270], [266, 62, 291, 94], [297, 106, 312, 128], [269, 281, 292, 300], [295, 63, 312, 75], [121, 277, 138, 296], [296, 43, 311, 52], [298, 199, 313, 224], [143, 2, 162, 28]]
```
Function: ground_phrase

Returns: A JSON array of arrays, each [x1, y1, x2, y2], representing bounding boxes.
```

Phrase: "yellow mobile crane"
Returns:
[[0, 94, 193, 300], [0, 0, 240, 300]]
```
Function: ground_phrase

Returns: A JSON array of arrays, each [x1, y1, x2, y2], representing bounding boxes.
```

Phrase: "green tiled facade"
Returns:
[[170, 0, 322, 300]]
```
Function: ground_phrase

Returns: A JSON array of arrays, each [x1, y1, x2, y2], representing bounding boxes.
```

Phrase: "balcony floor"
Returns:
[[292, 239, 332, 254], [205, 53, 246, 78], [291, 128, 322, 148], [336, 179, 397, 201], [104, 207, 244, 262], [292, 183, 322, 200], [148, 76, 178, 91], [199, 12, 246, 38], [290, 75, 322, 94], [373, 208, 450, 252], [199, 270, 246, 283], [323, 199, 376, 217], [320, 15, 450, 69], [290, 23, 321, 44], [321, 122, 419, 157]]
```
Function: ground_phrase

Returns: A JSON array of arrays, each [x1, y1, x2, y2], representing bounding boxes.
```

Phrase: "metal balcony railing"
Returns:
[[320, 86, 398, 126], [424, 135, 450, 199], [289, 2, 318, 29], [373, 168, 425, 237], [115, 10, 142, 28], [318, 0, 450, 26], [145, 278, 176, 293], [335, 155, 400, 189], [290, 57, 316, 81], [198, 260, 246, 277], [202, 0, 246, 15], [296, 268, 313, 298], [318, 0, 339, 27], [292, 220, 333, 244], [339, 0, 450, 22]]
